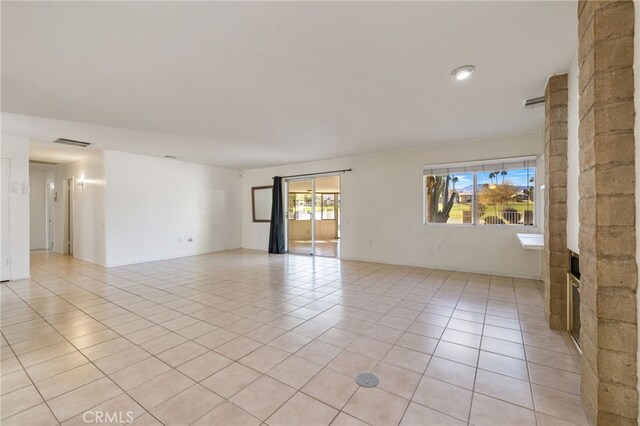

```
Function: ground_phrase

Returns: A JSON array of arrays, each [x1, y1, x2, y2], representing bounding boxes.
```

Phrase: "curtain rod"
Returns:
[[277, 168, 352, 179]]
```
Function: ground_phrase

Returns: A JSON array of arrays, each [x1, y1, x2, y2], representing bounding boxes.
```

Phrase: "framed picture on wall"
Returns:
[[252, 186, 272, 222]]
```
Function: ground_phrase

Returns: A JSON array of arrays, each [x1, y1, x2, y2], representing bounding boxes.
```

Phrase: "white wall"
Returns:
[[0, 133, 30, 280], [29, 169, 46, 250], [103, 150, 242, 267], [243, 132, 543, 279], [567, 54, 580, 254], [46, 151, 107, 265]]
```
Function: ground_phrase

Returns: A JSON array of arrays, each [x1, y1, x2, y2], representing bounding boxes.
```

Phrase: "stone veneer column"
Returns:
[[578, 1, 637, 424], [544, 74, 569, 330]]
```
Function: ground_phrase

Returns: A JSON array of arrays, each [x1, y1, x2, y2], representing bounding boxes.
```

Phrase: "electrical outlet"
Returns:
[[368, 240, 374, 247], [435, 243, 441, 252], [187, 237, 193, 242]]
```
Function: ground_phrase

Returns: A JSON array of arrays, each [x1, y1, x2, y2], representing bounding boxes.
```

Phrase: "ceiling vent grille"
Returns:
[[29, 160, 58, 166], [522, 96, 545, 109], [53, 138, 91, 147]]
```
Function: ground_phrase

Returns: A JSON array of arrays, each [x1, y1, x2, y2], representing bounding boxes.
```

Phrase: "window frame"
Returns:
[[422, 156, 537, 228]]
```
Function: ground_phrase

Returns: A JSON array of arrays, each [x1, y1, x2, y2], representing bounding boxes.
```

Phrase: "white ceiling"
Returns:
[[1, 1, 577, 170]]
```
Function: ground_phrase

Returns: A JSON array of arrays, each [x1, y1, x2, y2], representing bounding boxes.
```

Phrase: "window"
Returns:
[[423, 157, 536, 226], [322, 194, 336, 219], [288, 193, 340, 221]]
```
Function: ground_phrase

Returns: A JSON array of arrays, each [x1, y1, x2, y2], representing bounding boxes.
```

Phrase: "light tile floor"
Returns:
[[1, 250, 589, 425]]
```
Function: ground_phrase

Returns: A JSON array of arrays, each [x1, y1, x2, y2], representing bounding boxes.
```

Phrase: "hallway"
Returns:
[[1, 250, 586, 425]]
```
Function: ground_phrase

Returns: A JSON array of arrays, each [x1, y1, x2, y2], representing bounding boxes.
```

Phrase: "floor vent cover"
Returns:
[[355, 373, 379, 388]]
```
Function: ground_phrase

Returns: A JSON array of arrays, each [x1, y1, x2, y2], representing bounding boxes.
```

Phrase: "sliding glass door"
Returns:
[[286, 175, 340, 257], [287, 178, 315, 256]]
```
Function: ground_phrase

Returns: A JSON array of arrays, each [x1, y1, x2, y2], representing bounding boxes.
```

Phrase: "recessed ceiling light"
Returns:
[[451, 65, 476, 81]]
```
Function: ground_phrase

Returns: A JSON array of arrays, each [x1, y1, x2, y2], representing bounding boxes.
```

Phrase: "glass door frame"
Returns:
[[285, 177, 316, 256]]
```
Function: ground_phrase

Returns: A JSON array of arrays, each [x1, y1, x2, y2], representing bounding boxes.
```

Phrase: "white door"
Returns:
[[1, 159, 11, 281]]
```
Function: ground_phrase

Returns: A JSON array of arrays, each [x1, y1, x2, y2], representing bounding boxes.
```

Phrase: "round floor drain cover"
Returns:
[[355, 373, 379, 388]]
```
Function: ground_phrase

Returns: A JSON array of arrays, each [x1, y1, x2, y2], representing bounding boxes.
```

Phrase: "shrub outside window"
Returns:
[[423, 157, 536, 226]]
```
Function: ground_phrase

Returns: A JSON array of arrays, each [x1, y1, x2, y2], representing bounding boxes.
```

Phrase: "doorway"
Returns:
[[63, 178, 73, 255], [46, 182, 54, 251], [287, 175, 340, 257], [1, 158, 11, 281]]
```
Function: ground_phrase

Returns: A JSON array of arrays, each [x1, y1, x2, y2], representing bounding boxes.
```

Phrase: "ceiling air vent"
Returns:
[[53, 138, 91, 147], [29, 160, 58, 166], [522, 96, 545, 109]]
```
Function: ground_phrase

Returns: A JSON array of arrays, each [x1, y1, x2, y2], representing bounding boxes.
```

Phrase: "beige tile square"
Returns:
[[441, 329, 481, 348], [174, 321, 217, 339], [0, 369, 32, 395], [125, 325, 170, 345], [318, 328, 360, 348], [151, 384, 223, 425], [238, 345, 290, 373], [295, 340, 342, 366], [128, 369, 195, 410], [480, 336, 525, 360], [139, 333, 188, 355], [347, 336, 392, 360], [62, 393, 146, 426], [363, 324, 404, 344], [201, 362, 261, 398], [156, 341, 208, 367], [474, 369, 533, 409], [425, 356, 476, 391], [192, 401, 260, 426], [525, 346, 580, 373], [109, 358, 171, 390], [81, 337, 136, 361], [301, 368, 358, 409], [343, 387, 408, 426], [194, 328, 238, 349], [267, 355, 322, 389], [373, 362, 420, 399], [94, 346, 151, 375], [18, 342, 76, 367], [0, 385, 44, 420], [177, 351, 233, 381], [68, 329, 119, 349], [434, 341, 479, 367], [396, 332, 438, 354], [0, 403, 57, 426], [230, 376, 296, 421], [244, 324, 286, 344], [469, 393, 536, 426], [478, 350, 528, 381], [24, 351, 88, 382], [214, 336, 262, 360], [335, 318, 373, 334], [532, 384, 590, 425], [483, 324, 523, 343], [383, 345, 431, 373], [48, 377, 122, 422], [267, 392, 338, 426], [327, 350, 378, 377], [268, 332, 313, 353], [400, 402, 466, 426], [330, 412, 369, 426], [528, 363, 580, 395], [412, 376, 472, 422], [35, 362, 104, 400]]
